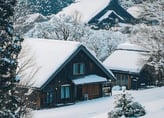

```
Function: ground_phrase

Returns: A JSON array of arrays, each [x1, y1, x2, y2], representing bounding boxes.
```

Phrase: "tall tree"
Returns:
[[0, 0, 23, 117]]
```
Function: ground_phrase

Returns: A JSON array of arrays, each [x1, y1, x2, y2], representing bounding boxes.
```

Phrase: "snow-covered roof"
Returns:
[[19, 38, 81, 88], [72, 74, 107, 85], [56, 0, 110, 23], [98, 10, 124, 22], [103, 43, 150, 73], [116, 42, 149, 52], [16, 13, 47, 25], [127, 6, 143, 18], [19, 38, 115, 88], [98, 10, 113, 22]]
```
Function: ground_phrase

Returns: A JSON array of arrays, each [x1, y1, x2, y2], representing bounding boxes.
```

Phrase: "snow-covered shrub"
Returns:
[[108, 90, 145, 118]]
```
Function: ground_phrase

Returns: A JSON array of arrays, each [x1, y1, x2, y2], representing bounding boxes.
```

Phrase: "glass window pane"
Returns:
[[46, 92, 49, 104], [61, 87, 65, 99], [73, 64, 78, 75], [49, 92, 53, 103], [80, 63, 85, 74], [65, 86, 70, 98]]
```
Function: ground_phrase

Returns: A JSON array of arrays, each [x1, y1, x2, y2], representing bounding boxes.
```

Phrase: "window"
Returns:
[[115, 74, 129, 86], [43, 91, 53, 104], [73, 63, 85, 75], [61, 85, 70, 99]]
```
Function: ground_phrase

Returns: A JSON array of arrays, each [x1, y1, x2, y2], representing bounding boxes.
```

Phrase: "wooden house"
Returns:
[[103, 43, 151, 90], [18, 38, 115, 109], [88, 0, 137, 29]]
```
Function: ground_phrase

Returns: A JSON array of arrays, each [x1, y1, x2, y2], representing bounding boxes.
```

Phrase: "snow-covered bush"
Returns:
[[108, 90, 145, 118]]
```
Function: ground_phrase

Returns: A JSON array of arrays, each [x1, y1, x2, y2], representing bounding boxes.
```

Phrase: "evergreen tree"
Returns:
[[0, 0, 23, 117], [108, 88, 145, 118], [15, 0, 75, 17]]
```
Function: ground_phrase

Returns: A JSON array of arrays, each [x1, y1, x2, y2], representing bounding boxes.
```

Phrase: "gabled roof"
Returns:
[[19, 38, 80, 88], [56, 0, 110, 23], [103, 43, 151, 74], [88, 0, 136, 24], [19, 38, 115, 89], [98, 10, 124, 22]]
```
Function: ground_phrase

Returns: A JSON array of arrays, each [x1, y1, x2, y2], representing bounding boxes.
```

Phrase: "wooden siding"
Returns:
[[82, 84, 101, 99], [112, 71, 144, 90]]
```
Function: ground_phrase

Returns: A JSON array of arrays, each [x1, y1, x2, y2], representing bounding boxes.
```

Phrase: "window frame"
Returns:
[[61, 84, 70, 99], [43, 91, 53, 104], [73, 63, 85, 75]]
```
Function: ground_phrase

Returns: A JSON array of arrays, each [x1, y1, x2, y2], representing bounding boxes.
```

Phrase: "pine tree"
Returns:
[[108, 89, 146, 118], [0, 0, 23, 117]]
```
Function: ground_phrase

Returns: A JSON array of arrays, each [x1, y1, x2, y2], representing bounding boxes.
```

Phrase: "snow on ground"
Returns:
[[32, 87, 164, 118]]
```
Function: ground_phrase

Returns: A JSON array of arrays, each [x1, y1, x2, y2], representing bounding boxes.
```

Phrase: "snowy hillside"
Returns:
[[32, 87, 164, 118]]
